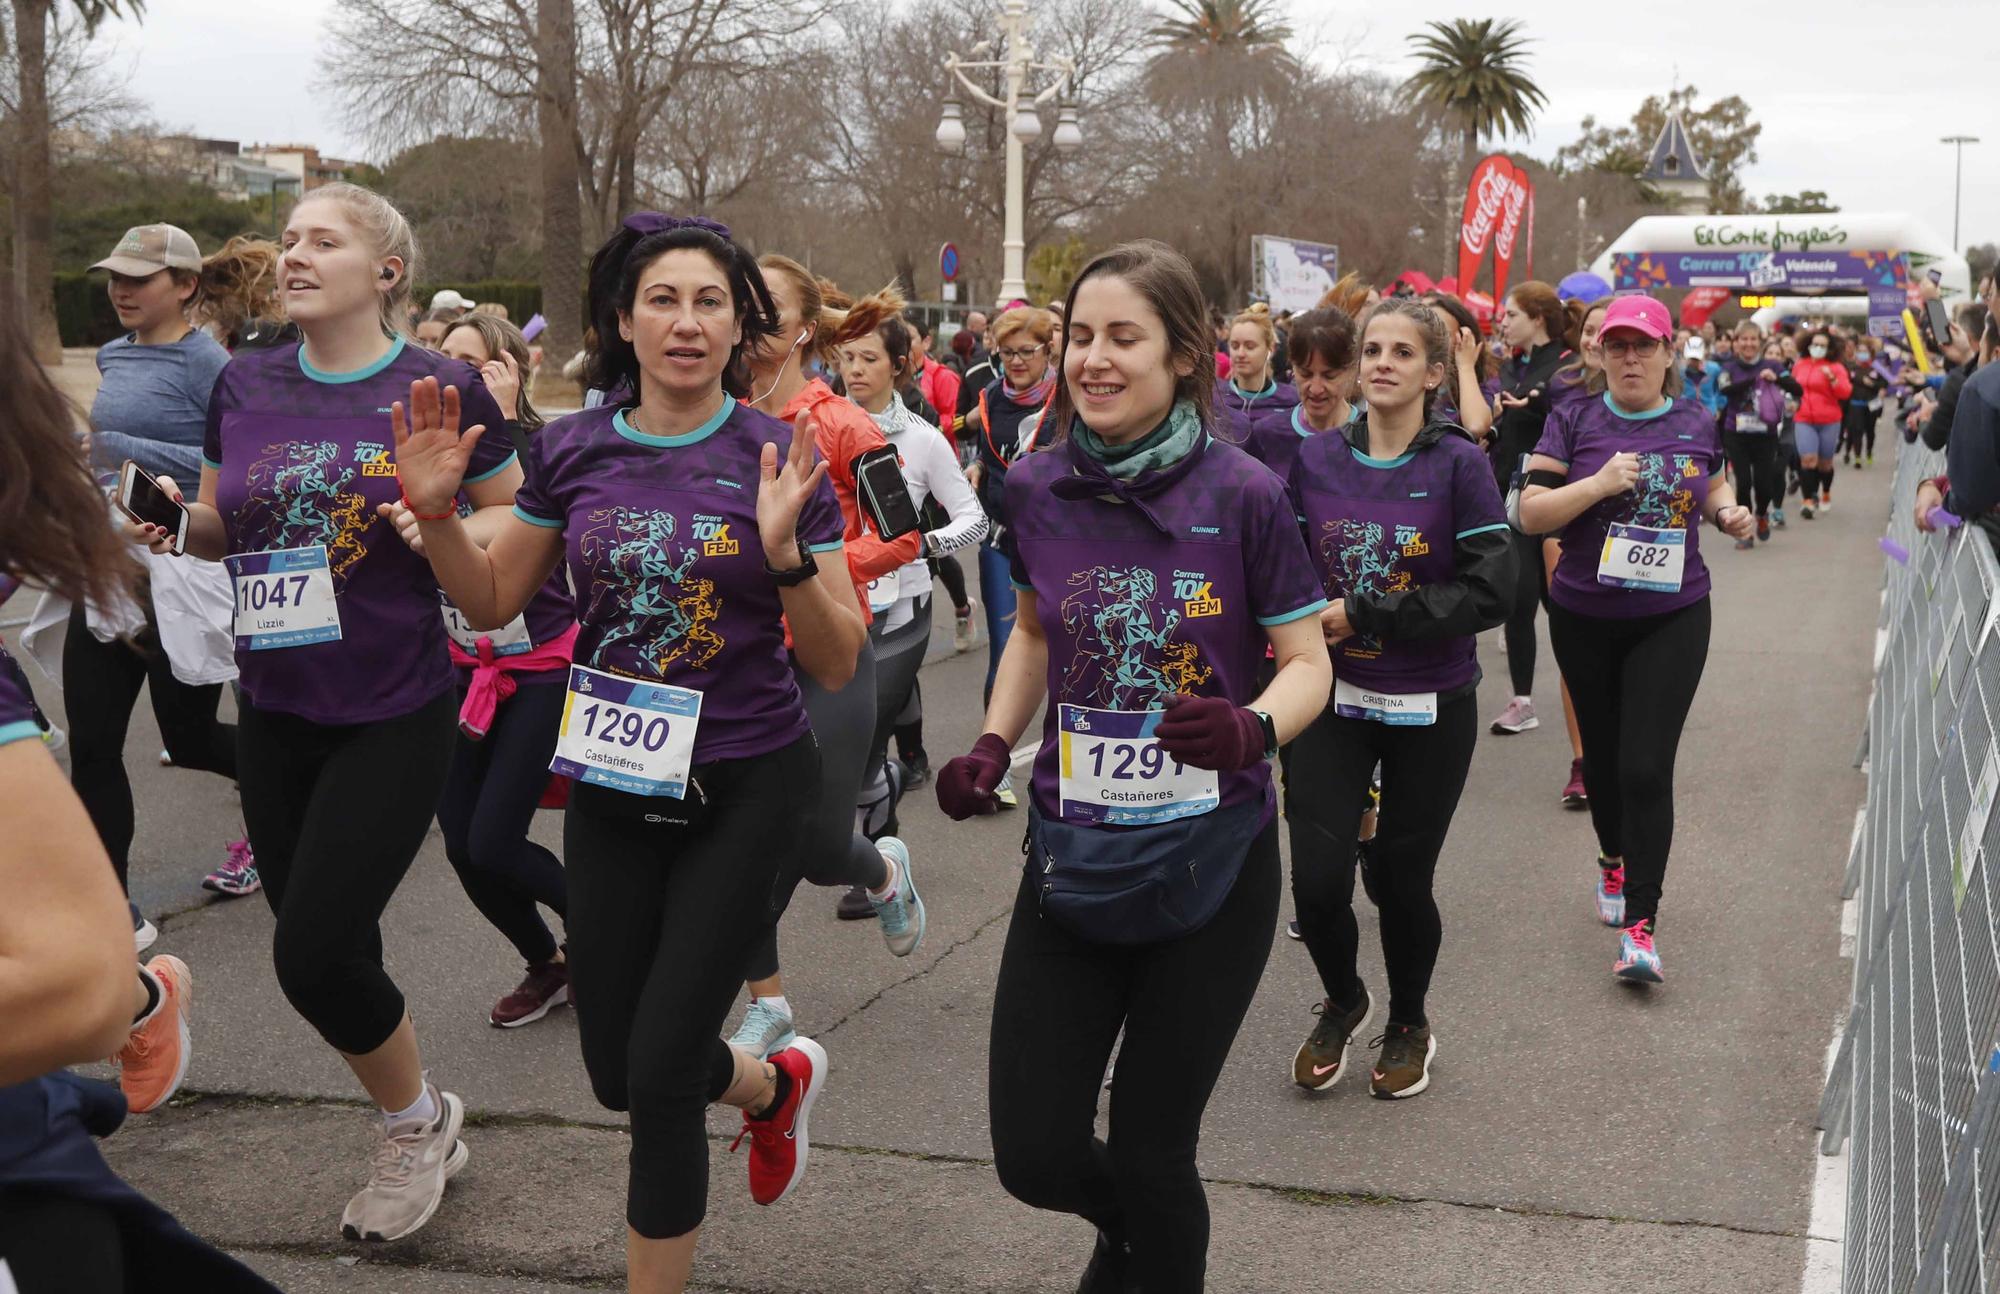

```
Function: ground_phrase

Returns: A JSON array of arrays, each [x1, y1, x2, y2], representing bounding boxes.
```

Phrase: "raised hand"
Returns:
[[756, 412, 829, 567], [390, 376, 487, 517], [479, 351, 522, 422], [1593, 451, 1641, 499]]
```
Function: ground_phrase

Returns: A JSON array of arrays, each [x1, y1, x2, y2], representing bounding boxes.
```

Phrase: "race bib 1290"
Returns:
[[226, 545, 341, 650], [1057, 704, 1219, 826], [551, 665, 702, 798]]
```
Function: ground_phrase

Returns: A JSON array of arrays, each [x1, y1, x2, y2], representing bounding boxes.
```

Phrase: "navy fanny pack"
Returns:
[[1024, 798, 1263, 945]]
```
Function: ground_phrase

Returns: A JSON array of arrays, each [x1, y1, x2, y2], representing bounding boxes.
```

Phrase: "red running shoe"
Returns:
[[1561, 758, 1588, 809], [731, 1037, 827, 1206]]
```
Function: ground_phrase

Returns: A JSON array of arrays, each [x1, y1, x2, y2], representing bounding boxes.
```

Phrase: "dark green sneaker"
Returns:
[[1292, 987, 1373, 1091], [1369, 1022, 1437, 1099]]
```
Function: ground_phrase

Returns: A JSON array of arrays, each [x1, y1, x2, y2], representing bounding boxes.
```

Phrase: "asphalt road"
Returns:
[[11, 359, 1873, 1291]]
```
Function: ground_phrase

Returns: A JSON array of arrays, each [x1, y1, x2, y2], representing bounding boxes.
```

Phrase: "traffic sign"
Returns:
[[940, 243, 960, 282]]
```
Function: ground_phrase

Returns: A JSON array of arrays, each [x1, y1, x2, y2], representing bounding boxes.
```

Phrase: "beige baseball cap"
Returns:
[[92, 224, 203, 276]]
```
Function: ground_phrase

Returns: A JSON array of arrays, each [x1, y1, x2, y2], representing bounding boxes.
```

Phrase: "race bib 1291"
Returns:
[[1057, 704, 1219, 826]]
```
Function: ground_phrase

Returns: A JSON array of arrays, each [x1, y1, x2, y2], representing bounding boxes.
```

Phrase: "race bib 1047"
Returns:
[[1057, 704, 1219, 826], [551, 665, 702, 798], [1597, 522, 1686, 593], [226, 545, 342, 651]]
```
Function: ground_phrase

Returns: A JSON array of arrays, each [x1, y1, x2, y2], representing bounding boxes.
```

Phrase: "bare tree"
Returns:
[[536, 0, 581, 385]]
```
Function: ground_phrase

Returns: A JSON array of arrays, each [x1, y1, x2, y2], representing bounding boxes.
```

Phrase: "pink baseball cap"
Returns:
[[1599, 294, 1672, 340]]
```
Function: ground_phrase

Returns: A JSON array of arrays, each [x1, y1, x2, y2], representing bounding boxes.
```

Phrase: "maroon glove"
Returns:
[[936, 732, 1012, 820], [1154, 693, 1264, 771]]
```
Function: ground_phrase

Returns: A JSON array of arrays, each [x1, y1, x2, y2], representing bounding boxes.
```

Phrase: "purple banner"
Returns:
[[1613, 249, 1908, 293]]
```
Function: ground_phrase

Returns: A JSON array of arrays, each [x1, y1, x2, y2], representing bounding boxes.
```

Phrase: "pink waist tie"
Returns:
[[448, 621, 580, 740]]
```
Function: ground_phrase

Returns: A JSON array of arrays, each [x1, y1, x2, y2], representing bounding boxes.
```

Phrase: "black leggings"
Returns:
[[1502, 531, 1544, 696], [237, 692, 456, 1055], [566, 732, 818, 1239], [1722, 431, 1783, 519], [1546, 597, 1711, 925], [864, 600, 930, 792], [745, 642, 886, 983], [63, 603, 238, 887], [1286, 691, 1478, 1024], [937, 552, 970, 614], [988, 820, 1280, 1292], [0, 1189, 277, 1294], [1844, 405, 1877, 459], [437, 679, 569, 966]]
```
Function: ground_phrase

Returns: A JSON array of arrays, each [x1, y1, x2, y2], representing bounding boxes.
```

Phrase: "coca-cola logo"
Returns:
[[1461, 166, 1509, 255], [1494, 179, 1528, 260]]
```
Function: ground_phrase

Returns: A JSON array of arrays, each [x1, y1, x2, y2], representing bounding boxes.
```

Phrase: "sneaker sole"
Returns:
[[134, 921, 158, 954], [344, 1093, 467, 1242], [1371, 1034, 1437, 1100], [1490, 718, 1539, 734], [1293, 994, 1374, 1092], [492, 984, 571, 1029], [1563, 794, 1588, 810], [131, 956, 195, 1114], [202, 875, 262, 897], [766, 1037, 827, 1207], [1285, 919, 1302, 941], [1615, 959, 1664, 985]]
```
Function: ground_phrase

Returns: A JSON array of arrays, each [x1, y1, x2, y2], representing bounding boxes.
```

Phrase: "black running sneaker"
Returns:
[[1292, 988, 1373, 1091]]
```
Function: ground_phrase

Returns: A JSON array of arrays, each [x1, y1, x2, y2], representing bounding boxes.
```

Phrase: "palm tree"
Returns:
[[1146, 0, 1298, 152], [9, 0, 143, 362], [1400, 18, 1546, 176]]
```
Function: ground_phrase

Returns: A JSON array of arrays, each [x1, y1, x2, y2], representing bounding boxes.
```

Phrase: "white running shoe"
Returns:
[[341, 1085, 469, 1242]]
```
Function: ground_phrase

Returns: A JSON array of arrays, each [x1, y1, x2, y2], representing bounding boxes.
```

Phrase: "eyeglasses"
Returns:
[[1602, 337, 1663, 359], [997, 345, 1046, 362]]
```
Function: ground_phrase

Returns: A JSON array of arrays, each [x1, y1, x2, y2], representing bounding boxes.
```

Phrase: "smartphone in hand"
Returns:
[[116, 460, 191, 554]]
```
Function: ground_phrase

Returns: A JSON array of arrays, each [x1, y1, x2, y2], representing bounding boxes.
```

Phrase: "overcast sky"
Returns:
[[92, 0, 2000, 253]]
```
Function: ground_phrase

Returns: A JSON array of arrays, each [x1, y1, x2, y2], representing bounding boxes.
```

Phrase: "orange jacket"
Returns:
[[779, 379, 922, 634]]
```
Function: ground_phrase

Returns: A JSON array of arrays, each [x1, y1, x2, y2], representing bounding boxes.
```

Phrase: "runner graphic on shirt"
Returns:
[[580, 506, 725, 676], [241, 440, 373, 585], [1318, 519, 1416, 657], [1629, 452, 1699, 530], [1059, 565, 1204, 709]]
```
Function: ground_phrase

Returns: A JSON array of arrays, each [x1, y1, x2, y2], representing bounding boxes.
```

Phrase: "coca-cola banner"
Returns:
[[1678, 287, 1734, 328], [1457, 154, 1514, 294], [1491, 162, 1533, 301]]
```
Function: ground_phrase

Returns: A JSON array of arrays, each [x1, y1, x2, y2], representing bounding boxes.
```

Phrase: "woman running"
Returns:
[[389, 313, 579, 1029], [1242, 305, 1357, 480], [962, 306, 1057, 749], [1792, 326, 1853, 516], [0, 298, 280, 1294], [1542, 297, 1610, 807], [1518, 294, 1753, 983], [393, 214, 863, 1293], [1284, 297, 1513, 1098], [1487, 281, 1573, 737], [72, 225, 267, 917], [731, 260, 923, 1050], [935, 240, 1332, 1290], [1215, 302, 1299, 444], [1844, 337, 1887, 469], [129, 183, 513, 1241], [1717, 322, 1797, 539]]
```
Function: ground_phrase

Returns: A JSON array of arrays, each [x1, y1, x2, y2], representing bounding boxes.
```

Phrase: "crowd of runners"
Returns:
[[0, 182, 1965, 1292]]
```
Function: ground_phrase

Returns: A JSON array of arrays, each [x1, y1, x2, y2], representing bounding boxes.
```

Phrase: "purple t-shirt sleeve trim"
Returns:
[[511, 503, 562, 528], [464, 450, 520, 484], [805, 538, 845, 554], [1257, 598, 1328, 627], [1457, 522, 1511, 540], [0, 720, 40, 747], [202, 456, 223, 471]]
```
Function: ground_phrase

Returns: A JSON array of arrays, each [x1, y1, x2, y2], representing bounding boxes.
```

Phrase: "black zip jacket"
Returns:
[[1490, 340, 1570, 491]]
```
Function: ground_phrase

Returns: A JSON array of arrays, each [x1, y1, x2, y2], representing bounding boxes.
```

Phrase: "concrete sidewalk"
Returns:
[[11, 411, 1880, 1291]]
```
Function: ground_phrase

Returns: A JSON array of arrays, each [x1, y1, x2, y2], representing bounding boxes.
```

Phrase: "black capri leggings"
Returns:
[[744, 640, 886, 983], [236, 691, 457, 1055], [1546, 596, 1711, 926], [1722, 431, 1783, 520], [1502, 531, 1544, 697], [988, 819, 1280, 1291], [566, 732, 818, 1239], [64, 602, 238, 888], [1286, 691, 1478, 1025], [436, 678, 569, 966], [0, 1188, 279, 1294]]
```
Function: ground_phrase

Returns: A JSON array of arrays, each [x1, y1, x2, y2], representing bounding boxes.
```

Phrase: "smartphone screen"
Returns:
[[118, 462, 190, 548], [853, 447, 921, 540], [1924, 299, 1955, 350]]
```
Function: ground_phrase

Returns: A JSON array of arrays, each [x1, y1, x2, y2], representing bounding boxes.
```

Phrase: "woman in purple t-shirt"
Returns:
[[393, 215, 864, 1290], [934, 241, 1332, 1289], [1283, 298, 1515, 1100], [1518, 294, 1754, 985], [130, 183, 522, 1244]]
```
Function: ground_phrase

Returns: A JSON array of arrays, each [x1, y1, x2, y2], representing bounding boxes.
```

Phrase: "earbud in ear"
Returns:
[[380, 268, 396, 282]]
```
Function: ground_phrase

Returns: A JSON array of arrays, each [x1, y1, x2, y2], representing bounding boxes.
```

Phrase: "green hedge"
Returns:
[[55, 275, 547, 348]]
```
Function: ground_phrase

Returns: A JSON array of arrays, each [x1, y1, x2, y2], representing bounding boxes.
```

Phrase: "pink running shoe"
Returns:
[[1595, 861, 1626, 926], [1614, 919, 1662, 984], [202, 838, 261, 897]]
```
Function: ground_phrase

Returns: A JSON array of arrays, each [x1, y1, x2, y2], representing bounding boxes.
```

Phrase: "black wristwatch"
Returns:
[[1251, 708, 1279, 760], [766, 538, 819, 587]]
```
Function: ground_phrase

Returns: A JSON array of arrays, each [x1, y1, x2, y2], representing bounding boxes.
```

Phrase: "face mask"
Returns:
[[1856, 352, 1870, 363], [1809, 344, 1828, 359]]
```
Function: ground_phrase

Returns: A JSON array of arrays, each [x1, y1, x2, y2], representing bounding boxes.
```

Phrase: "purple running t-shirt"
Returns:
[[1245, 403, 1357, 486], [203, 337, 517, 724], [1533, 392, 1725, 619], [511, 398, 846, 764], [0, 648, 39, 749], [1005, 435, 1328, 827], [1290, 427, 1508, 696]]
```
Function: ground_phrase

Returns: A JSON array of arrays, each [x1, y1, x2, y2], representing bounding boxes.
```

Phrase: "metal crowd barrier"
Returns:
[[1816, 439, 2000, 1292]]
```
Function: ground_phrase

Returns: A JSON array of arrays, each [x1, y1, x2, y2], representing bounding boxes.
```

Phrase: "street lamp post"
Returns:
[[934, 0, 1082, 307], [1941, 135, 1980, 251]]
